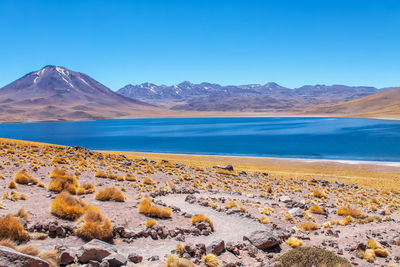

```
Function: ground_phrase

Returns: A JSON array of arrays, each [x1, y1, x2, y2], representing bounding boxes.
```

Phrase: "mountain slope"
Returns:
[[0, 65, 162, 122], [117, 82, 382, 112], [309, 87, 400, 118]]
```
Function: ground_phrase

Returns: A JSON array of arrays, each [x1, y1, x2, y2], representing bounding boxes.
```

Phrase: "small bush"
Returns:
[[362, 249, 375, 263], [309, 205, 324, 214], [14, 208, 29, 221], [48, 168, 79, 194], [286, 237, 303, 248], [14, 170, 38, 185], [77, 184, 95, 195], [337, 205, 366, 219], [0, 215, 30, 241], [145, 219, 157, 228], [75, 208, 113, 241], [0, 238, 17, 249], [276, 247, 351, 267], [50, 191, 87, 220], [166, 254, 196, 267], [39, 250, 59, 267], [16, 244, 40, 256], [203, 254, 219, 267], [312, 189, 326, 198], [297, 222, 319, 231], [8, 180, 17, 189], [260, 216, 270, 224], [191, 214, 214, 231], [142, 177, 156, 186], [95, 187, 126, 202], [224, 201, 238, 209], [138, 196, 172, 218]]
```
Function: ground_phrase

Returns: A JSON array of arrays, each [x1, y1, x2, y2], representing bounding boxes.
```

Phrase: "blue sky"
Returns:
[[0, 0, 399, 90]]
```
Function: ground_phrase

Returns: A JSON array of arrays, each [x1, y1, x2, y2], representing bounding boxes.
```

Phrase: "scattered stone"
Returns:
[[102, 253, 127, 267], [128, 253, 143, 263], [0, 245, 50, 267], [77, 239, 117, 263], [244, 230, 281, 250]]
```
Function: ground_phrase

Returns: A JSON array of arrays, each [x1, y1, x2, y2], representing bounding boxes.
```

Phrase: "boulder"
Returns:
[[58, 249, 76, 265], [102, 253, 127, 267], [77, 239, 118, 263], [243, 231, 281, 250], [279, 196, 291, 203], [206, 240, 225, 256], [0, 245, 50, 267], [127, 253, 143, 263], [288, 207, 303, 217]]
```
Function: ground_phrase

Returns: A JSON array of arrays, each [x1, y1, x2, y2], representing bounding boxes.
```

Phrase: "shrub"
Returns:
[[191, 214, 214, 231], [95, 187, 126, 202], [0, 215, 30, 241], [145, 219, 157, 228], [50, 191, 88, 220], [0, 238, 17, 249], [367, 239, 382, 249], [16, 244, 40, 256], [276, 247, 351, 267], [224, 201, 238, 209], [14, 208, 29, 221], [260, 216, 270, 224], [166, 254, 196, 267], [362, 249, 375, 263], [312, 189, 326, 198], [286, 237, 303, 248], [138, 196, 172, 218], [48, 168, 79, 194], [8, 180, 17, 189], [297, 222, 319, 231], [14, 170, 38, 185], [39, 250, 59, 267], [374, 248, 389, 257], [338, 216, 353, 226], [337, 205, 366, 219], [308, 205, 324, 214], [203, 254, 219, 267], [75, 208, 113, 241], [77, 184, 96, 195], [142, 177, 156, 186]]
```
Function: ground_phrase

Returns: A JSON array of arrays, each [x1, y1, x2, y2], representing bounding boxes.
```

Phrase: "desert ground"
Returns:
[[0, 137, 399, 267]]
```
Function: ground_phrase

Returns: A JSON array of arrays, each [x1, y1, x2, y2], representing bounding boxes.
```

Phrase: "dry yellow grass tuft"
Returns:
[[297, 221, 320, 231], [145, 219, 157, 228], [362, 249, 375, 263], [0, 238, 17, 249], [38, 249, 59, 267], [8, 180, 17, 189], [138, 196, 172, 218], [337, 205, 366, 219], [203, 254, 219, 267], [166, 254, 196, 267], [286, 237, 303, 248], [14, 170, 38, 185], [16, 244, 40, 256], [367, 239, 382, 249], [312, 189, 326, 198], [0, 215, 30, 241], [95, 187, 126, 202], [308, 205, 324, 214], [14, 208, 29, 221], [48, 168, 79, 194], [260, 216, 270, 224], [191, 214, 214, 231], [75, 208, 113, 241], [77, 184, 96, 195], [50, 191, 88, 220], [224, 201, 238, 209]]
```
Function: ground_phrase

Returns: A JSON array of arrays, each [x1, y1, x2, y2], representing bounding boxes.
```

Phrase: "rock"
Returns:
[[59, 250, 76, 265], [279, 196, 291, 203], [207, 240, 225, 256], [224, 165, 234, 171], [56, 226, 66, 237], [243, 231, 281, 250], [148, 255, 159, 261], [288, 207, 303, 217], [0, 245, 50, 267], [102, 254, 127, 267], [128, 253, 143, 263], [77, 239, 118, 263]]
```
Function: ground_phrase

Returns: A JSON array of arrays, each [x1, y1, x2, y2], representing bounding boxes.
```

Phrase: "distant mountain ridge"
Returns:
[[0, 65, 161, 122], [117, 82, 385, 111]]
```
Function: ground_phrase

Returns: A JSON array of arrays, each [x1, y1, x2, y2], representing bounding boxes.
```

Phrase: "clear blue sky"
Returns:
[[1, 0, 399, 90]]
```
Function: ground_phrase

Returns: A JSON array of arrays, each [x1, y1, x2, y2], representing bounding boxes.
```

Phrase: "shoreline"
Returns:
[[0, 113, 400, 124], [1, 137, 400, 190]]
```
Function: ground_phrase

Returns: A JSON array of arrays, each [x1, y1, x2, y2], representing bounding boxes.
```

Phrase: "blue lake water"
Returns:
[[1, 117, 400, 162]]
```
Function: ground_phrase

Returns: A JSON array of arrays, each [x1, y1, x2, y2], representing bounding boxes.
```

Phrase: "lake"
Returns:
[[1, 117, 400, 162]]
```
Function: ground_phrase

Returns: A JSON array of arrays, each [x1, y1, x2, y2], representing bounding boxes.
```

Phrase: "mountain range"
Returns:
[[0, 65, 398, 122], [117, 82, 384, 112]]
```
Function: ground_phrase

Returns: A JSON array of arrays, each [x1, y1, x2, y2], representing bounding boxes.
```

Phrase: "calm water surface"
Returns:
[[1, 117, 400, 161]]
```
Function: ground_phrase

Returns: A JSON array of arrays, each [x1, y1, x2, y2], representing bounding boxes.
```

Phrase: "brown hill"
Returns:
[[0, 65, 166, 122], [309, 87, 400, 118]]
